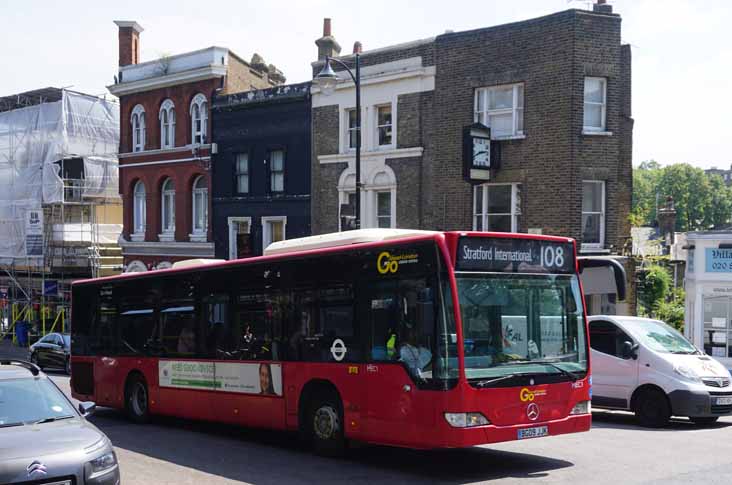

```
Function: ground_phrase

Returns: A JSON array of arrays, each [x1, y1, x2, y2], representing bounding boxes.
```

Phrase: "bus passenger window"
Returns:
[[160, 306, 196, 357]]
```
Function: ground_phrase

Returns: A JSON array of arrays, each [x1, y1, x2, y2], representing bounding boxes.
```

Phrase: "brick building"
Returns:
[[211, 82, 312, 259], [311, 4, 633, 313], [109, 20, 284, 271]]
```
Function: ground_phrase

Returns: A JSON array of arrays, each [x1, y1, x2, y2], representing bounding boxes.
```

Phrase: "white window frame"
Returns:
[[131, 104, 146, 152], [344, 108, 358, 151], [262, 216, 287, 249], [474, 83, 524, 139], [190, 93, 208, 145], [581, 180, 606, 250], [227, 216, 252, 260], [160, 177, 175, 241], [269, 149, 285, 193], [375, 104, 393, 148], [375, 190, 393, 228], [472, 183, 521, 233], [190, 175, 208, 242], [159, 99, 175, 149], [132, 180, 146, 241], [235, 153, 249, 194], [583, 77, 607, 132], [338, 190, 357, 232]]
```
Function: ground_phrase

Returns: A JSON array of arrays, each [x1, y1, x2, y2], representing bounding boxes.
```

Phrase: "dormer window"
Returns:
[[190, 94, 208, 144], [159, 99, 176, 149], [131, 104, 146, 152]]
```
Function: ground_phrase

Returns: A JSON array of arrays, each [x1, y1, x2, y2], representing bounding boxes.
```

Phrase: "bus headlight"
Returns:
[[570, 401, 591, 415], [444, 412, 490, 427]]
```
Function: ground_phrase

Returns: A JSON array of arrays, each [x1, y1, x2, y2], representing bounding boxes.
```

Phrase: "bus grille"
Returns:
[[71, 361, 94, 395]]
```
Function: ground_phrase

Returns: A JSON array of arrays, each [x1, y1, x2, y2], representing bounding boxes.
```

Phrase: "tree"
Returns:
[[631, 161, 732, 231], [654, 287, 685, 332]]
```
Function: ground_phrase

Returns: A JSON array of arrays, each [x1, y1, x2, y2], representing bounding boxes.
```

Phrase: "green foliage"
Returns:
[[654, 287, 686, 332], [638, 264, 671, 312], [632, 161, 732, 231]]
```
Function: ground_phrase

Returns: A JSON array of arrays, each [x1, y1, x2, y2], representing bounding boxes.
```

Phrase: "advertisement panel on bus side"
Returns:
[[159, 360, 283, 396]]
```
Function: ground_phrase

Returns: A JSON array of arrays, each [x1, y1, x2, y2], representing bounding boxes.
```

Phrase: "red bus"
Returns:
[[70, 229, 624, 454]]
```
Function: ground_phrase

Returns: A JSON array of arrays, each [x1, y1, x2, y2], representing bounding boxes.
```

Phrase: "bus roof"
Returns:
[[263, 229, 439, 256]]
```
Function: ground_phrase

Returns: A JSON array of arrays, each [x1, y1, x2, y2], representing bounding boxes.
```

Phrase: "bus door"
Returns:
[[360, 278, 432, 444]]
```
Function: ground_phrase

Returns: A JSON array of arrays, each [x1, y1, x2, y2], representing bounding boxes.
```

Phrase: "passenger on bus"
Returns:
[[399, 326, 432, 377], [177, 320, 196, 354]]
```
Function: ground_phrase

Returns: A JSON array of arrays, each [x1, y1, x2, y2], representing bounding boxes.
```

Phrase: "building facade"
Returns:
[[311, 5, 633, 313], [109, 20, 285, 271], [211, 82, 312, 259]]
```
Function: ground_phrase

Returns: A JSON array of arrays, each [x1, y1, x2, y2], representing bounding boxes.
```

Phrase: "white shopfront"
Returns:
[[685, 231, 732, 369]]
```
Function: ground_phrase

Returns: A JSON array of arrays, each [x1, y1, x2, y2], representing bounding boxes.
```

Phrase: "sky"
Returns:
[[1, 0, 730, 169]]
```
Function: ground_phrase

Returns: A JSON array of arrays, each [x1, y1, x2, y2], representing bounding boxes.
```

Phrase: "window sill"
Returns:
[[189, 233, 207, 243], [159, 233, 175, 242], [582, 130, 613, 136], [493, 134, 526, 141], [130, 233, 145, 242]]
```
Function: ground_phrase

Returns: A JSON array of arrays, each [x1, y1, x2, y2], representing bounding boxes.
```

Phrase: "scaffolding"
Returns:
[[0, 88, 121, 344]]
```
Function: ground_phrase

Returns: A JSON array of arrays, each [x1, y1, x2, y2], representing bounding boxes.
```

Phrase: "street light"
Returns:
[[314, 53, 361, 230]]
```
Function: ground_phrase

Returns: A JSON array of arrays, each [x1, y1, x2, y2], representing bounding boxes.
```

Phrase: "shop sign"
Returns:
[[706, 248, 732, 273]]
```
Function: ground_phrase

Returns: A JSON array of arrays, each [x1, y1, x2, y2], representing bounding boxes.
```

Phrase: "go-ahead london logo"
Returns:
[[377, 251, 419, 274]]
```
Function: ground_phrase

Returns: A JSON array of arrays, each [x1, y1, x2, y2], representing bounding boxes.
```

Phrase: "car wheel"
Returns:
[[634, 388, 671, 428], [306, 392, 345, 457], [125, 374, 150, 424], [30, 352, 42, 370], [690, 416, 718, 425]]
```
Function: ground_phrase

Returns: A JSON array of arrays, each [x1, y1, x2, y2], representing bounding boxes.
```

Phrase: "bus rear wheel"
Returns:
[[125, 374, 150, 424], [307, 392, 345, 457]]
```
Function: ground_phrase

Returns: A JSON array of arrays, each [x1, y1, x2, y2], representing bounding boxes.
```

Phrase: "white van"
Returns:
[[588, 316, 732, 427]]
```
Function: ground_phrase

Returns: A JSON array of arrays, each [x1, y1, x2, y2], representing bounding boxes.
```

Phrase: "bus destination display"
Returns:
[[456, 237, 575, 274]]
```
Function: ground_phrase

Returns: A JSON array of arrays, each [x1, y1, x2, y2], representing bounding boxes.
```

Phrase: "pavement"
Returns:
[[37, 374, 732, 485]]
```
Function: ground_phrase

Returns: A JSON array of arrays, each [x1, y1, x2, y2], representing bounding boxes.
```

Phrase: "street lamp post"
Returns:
[[314, 53, 361, 230]]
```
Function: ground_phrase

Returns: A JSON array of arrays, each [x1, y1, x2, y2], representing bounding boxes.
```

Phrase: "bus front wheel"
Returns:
[[307, 392, 345, 456], [125, 374, 150, 424]]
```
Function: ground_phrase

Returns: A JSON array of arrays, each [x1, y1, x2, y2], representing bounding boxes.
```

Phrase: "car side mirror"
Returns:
[[621, 341, 639, 360], [78, 401, 96, 416]]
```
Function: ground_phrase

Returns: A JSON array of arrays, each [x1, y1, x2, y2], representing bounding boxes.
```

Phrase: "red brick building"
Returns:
[[109, 20, 284, 271]]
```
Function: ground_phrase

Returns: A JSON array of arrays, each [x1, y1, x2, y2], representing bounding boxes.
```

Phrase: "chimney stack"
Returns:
[[114, 20, 144, 67], [353, 41, 362, 54], [593, 0, 613, 14], [315, 18, 341, 61]]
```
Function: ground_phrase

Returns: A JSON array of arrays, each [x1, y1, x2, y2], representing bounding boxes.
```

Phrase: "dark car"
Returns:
[[30, 333, 71, 374], [0, 360, 120, 484]]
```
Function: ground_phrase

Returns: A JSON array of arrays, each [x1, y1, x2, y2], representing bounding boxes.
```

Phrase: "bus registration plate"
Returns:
[[518, 426, 548, 440]]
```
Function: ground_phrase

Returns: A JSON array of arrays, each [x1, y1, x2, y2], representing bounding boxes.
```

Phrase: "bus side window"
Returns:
[[319, 285, 359, 362], [288, 289, 316, 361], [159, 277, 197, 358]]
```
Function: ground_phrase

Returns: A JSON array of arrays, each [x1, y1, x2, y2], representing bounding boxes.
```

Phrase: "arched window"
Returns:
[[131, 104, 146, 152], [159, 99, 175, 149], [337, 166, 397, 230], [132, 180, 146, 239], [161, 178, 175, 236], [190, 93, 208, 144], [191, 175, 208, 238]]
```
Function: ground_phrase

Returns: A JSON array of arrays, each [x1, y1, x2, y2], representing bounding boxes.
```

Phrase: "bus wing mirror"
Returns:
[[578, 257, 627, 302]]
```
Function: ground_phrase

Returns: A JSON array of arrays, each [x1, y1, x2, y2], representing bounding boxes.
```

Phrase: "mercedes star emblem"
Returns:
[[527, 402, 540, 421]]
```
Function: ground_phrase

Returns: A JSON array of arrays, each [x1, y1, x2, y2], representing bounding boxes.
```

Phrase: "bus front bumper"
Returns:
[[431, 413, 591, 449]]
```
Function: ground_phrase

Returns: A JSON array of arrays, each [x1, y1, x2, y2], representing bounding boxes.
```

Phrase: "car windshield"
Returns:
[[455, 273, 587, 381], [623, 319, 697, 354], [0, 378, 76, 426]]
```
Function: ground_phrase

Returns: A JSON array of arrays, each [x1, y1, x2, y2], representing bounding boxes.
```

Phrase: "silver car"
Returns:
[[0, 359, 120, 484]]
